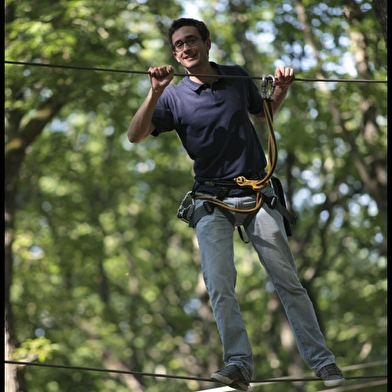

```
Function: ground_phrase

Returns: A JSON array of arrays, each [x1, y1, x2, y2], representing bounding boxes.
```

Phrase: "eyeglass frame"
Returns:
[[172, 35, 203, 52]]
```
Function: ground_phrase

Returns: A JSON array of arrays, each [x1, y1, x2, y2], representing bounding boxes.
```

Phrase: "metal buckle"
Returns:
[[269, 195, 278, 209], [261, 75, 276, 100]]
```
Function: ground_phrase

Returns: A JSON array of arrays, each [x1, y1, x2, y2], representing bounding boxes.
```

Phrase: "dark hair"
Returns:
[[168, 18, 210, 51]]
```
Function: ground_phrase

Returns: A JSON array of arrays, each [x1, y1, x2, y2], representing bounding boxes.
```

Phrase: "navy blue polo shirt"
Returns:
[[151, 62, 267, 196]]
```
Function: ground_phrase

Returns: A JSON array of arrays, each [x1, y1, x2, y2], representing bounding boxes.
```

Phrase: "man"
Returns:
[[128, 18, 345, 391]]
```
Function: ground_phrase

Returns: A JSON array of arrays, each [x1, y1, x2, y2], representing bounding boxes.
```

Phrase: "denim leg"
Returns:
[[195, 198, 253, 380], [246, 186, 336, 373]]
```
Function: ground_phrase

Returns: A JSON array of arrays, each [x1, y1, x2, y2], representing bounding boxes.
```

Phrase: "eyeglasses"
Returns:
[[173, 36, 202, 52]]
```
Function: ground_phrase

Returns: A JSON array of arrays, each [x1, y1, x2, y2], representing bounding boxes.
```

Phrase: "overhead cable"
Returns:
[[5, 60, 387, 84]]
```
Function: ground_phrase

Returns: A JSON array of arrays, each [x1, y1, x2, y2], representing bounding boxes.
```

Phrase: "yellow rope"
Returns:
[[195, 98, 277, 213], [235, 99, 276, 190], [196, 190, 264, 213]]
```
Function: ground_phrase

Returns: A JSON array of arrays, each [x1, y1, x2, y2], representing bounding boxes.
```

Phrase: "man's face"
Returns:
[[172, 26, 210, 69]]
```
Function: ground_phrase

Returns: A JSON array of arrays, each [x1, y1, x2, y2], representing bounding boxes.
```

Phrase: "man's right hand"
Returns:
[[127, 65, 174, 143], [148, 65, 174, 92]]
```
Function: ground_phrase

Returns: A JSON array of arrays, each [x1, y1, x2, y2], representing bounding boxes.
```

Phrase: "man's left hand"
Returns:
[[275, 67, 295, 87]]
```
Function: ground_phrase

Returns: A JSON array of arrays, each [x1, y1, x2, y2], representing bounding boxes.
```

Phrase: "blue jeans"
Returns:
[[194, 184, 336, 380]]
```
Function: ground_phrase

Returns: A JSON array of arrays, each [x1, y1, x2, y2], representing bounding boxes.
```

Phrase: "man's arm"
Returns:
[[127, 66, 174, 143], [253, 67, 294, 121]]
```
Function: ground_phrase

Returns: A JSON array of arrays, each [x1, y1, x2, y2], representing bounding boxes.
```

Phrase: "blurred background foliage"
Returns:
[[5, 0, 387, 391]]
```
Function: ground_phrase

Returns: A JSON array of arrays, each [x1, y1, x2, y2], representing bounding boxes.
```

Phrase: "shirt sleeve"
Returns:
[[151, 90, 176, 137], [247, 80, 264, 114], [236, 66, 263, 114]]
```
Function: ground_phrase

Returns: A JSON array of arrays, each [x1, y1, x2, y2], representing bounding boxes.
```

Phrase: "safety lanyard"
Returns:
[[195, 75, 277, 213]]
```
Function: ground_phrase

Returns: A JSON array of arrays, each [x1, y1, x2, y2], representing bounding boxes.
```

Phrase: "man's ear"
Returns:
[[205, 38, 211, 57]]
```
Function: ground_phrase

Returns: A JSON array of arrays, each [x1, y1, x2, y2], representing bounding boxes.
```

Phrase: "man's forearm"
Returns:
[[272, 85, 290, 114], [253, 85, 290, 122], [127, 88, 162, 143]]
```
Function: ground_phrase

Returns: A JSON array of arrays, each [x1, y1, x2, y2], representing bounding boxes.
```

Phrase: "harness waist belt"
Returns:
[[202, 179, 238, 187], [200, 170, 268, 188]]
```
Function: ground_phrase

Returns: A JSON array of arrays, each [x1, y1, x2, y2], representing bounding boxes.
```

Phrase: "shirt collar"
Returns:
[[181, 62, 223, 92]]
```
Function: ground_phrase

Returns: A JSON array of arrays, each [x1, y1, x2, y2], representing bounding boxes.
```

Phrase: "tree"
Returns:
[[371, 0, 387, 44], [5, 1, 387, 391]]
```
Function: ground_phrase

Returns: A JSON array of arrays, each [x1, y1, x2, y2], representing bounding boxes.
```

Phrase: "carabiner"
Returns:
[[266, 74, 276, 100], [261, 75, 276, 101], [261, 74, 276, 100]]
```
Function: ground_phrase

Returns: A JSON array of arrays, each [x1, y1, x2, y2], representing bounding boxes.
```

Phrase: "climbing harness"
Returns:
[[177, 75, 297, 239], [177, 191, 195, 223]]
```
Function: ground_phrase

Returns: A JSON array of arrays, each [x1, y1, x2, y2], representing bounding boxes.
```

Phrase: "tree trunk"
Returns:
[[5, 97, 65, 391], [372, 0, 387, 44]]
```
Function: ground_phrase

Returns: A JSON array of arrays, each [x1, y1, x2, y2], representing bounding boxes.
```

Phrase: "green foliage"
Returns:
[[6, 0, 387, 391]]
